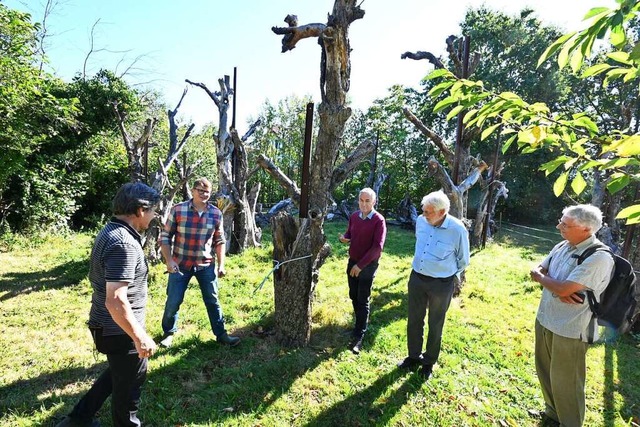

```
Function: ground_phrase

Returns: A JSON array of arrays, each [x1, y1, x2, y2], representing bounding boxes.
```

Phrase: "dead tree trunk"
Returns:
[[115, 89, 201, 260], [114, 105, 158, 183], [401, 36, 502, 246], [262, 1, 367, 346], [186, 76, 262, 254]]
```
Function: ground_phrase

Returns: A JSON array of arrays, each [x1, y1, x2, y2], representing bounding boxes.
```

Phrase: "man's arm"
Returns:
[[215, 242, 225, 278], [529, 267, 587, 297], [105, 281, 157, 359], [456, 227, 471, 273], [160, 210, 179, 273], [214, 214, 226, 278]]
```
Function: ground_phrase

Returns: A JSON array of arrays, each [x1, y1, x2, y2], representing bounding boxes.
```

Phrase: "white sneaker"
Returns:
[[159, 334, 174, 348]]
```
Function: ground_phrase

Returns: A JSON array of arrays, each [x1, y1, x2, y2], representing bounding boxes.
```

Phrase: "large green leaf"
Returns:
[[425, 69, 452, 80], [607, 51, 631, 64], [538, 32, 576, 67], [615, 135, 640, 156], [428, 80, 454, 98], [446, 104, 465, 120], [501, 135, 517, 154], [553, 172, 568, 196], [606, 172, 630, 193], [616, 204, 640, 219], [433, 96, 459, 114], [583, 7, 611, 19], [540, 156, 571, 176], [481, 123, 501, 141], [570, 172, 587, 195], [581, 63, 612, 78], [630, 40, 640, 60], [609, 12, 626, 48]]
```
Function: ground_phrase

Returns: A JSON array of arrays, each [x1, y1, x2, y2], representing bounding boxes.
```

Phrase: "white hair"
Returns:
[[563, 204, 603, 234], [421, 190, 450, 213], [359, 187, 377, 201]]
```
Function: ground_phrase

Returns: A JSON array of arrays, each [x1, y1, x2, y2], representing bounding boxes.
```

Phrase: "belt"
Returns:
[[188, 264, 210, 272], [414, 270, 454, 281]]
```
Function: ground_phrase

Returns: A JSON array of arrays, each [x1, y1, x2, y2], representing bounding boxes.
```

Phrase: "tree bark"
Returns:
[[186, 77, 262, 254], [266, 0, 365, 347]]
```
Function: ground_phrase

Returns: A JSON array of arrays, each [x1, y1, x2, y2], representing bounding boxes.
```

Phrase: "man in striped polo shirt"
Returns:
[[57, 182, 161, 427], [339, 188, 387, 354], [159, 177, 240, 347]]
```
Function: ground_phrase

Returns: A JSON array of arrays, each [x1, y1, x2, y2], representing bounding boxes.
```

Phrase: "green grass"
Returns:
[[0, 222, 638, 426]]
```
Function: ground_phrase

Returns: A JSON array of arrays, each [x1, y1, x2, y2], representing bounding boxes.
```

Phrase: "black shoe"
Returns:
[[397, 357, 422, 370], [217, 333, 241, 346], [350, 337, 363, 354], [421, 363, 433, 380]]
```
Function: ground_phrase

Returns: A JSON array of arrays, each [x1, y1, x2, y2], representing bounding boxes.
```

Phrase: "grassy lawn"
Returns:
[[0, 222, 638, 426]]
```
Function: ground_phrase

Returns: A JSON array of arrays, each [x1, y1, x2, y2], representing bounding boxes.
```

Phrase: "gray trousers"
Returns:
[[535, 319, 588, 427], [407, 270, 454, 364]]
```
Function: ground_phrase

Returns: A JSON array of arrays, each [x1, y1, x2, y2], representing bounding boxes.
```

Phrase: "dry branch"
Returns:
[[403, 107, 455, 165], [256, 154, 301, 204]]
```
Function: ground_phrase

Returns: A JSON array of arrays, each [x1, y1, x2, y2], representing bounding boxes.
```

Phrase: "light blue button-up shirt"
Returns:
[[411, 214, 470, 278]]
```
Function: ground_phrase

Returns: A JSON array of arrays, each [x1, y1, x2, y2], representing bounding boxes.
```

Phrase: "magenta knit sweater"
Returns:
[[343, 210, 387, 269]]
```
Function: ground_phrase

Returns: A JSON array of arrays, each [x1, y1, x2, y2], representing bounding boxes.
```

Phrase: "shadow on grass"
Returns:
[[0, 362, 107, 425], [0, 258, 88, 302], [305, 369, 423, 427], [136, 326, 349, 425], [603, 337, 640, 426]]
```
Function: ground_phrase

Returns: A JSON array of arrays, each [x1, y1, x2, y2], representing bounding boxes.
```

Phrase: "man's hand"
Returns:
[[217, 266, 226, 279], [166, 259, 181, 274], [349, 264, 361, 277], [560, 293, 585, 304], [135, 334, 157, 359], [530, 266, 545, 283], [339, 234, 350, 244]]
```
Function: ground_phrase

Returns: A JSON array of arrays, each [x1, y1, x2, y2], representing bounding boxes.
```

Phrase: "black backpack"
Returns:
[[575, 244, 640, 340]]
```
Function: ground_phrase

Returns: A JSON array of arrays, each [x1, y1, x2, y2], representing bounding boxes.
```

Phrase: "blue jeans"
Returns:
[[161, 264, 227, 338]]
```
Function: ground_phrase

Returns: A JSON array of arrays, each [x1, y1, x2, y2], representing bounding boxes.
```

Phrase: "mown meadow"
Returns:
[[1, 222, 638, 426]]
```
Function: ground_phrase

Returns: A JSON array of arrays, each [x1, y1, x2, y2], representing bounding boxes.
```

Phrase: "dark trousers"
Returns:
[[69, 329, 147, 427], [407, 270, 455, 364], [347, 259, 378, 339]]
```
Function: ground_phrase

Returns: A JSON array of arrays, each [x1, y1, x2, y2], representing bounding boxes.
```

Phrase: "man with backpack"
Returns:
[[529, 204, 614, 427]]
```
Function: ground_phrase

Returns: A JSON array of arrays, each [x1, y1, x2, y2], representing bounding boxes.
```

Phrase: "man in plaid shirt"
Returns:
[[159, 177, 240, 347]]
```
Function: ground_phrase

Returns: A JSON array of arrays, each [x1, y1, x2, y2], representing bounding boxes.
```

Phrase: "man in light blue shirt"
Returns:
[[397, 190, 470, 379]]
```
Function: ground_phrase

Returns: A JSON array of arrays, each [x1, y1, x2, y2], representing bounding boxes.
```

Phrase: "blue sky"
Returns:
[[8, 0, 615, 130]]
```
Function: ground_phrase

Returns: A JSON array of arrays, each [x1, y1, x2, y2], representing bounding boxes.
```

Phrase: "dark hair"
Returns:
[[193, 177, 212, 190], [112, 182, 161, 216]]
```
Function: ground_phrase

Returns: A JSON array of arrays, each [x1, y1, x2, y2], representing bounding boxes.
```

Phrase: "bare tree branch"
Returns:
[[400, 51, 445, 69], [402, 106, 455, 165], [272, 15, 326, 53], [330, 138, 376, 192], [256, 154, 301, 204]]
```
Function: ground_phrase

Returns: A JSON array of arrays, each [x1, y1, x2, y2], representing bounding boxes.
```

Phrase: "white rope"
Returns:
[[253, 254, 313, 294]]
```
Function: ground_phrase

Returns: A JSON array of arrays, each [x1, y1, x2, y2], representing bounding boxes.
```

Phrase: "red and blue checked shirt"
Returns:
[[160, 200, 225, 270]]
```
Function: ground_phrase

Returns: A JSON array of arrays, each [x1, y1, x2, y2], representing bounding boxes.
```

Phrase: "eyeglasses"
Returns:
[[557, 219, 580, 229], [194, 188, 211, 195]]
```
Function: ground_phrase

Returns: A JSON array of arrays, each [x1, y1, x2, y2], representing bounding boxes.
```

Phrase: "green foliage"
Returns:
[[0, 4, 80, 198], [427, 1, 640, 223]]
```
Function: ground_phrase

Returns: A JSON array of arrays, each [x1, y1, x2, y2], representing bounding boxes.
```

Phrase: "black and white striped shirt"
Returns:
[[88, 218, 148, 336]]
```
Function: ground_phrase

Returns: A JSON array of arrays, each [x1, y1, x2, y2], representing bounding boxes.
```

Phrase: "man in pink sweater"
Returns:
[[339, 188, 387, 354]]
